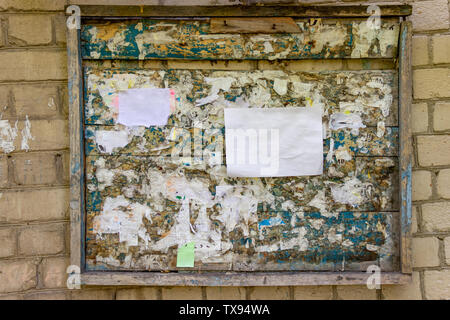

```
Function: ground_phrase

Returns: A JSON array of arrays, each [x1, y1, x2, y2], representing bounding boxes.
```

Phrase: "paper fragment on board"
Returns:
[[117, 88, 172, 127], [95, 130, 130, 154], [224, 107, 323, 177], [176, 242, 195, 268], [329, 112, 366, 135]]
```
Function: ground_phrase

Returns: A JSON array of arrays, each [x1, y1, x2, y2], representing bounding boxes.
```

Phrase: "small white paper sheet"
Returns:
[[224, 107, 323, 177], [117, 88, 172, 127]]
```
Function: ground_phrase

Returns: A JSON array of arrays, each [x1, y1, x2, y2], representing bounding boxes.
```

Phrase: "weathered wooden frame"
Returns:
[[67, 5, 412, 286]]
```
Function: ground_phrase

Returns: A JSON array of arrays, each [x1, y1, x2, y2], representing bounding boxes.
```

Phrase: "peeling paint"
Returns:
[[20, 116, 34, 152], [0, 119, 18, 153], [85, 154, 397, 271], [82, 18, 401, 272], [331, 176, 371, 207], [85, 68, 398, 129], [82, 19, 399, 60]]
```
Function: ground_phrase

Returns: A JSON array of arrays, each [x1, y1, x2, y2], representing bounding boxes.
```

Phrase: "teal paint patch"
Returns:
[[259, 217, 286, 230], [401, 163, 412, 232], [81, 19, 399, 61], [255, 211, 393, 268]]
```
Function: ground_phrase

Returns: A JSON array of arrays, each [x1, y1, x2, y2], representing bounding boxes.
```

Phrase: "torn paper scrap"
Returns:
[[94, 130, 130, 154], [195, 94, 219, 107], [329, 112, 366, 135], [224, 107, 323, 177], [176, 242, 195, 268], [117, 88, 172, 127]]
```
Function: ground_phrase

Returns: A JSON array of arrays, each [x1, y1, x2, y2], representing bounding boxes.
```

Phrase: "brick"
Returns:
[[249, 287, 290, 300], [8, 15, 52, 46], [432, 35, 450, 64], [445, 238, 450, 265], [0, 86, 9, 111], [417, 135, 450, 166], [0, 260, 36, 293], [0, 188, 68, 222], [424, 270, 450, 299], [0, 20, 3, 47], [116, 288, 159, 300], [12, 84, 60, 119], [412, 103, 428, 133], [413, 69, 450, 100], [412, 36, 429, 66], [0, 0, 66, 10], [206, 287, 245, 300], [18, 223, 65, 256], [61, 85, 69, 117], [412, 237, 440, 268], [71, 289, 115, 300], [0, 51, 67, 81], [422, 202, 450, 232], [0, 120, 68, 153], [53, 14, 67, 45], [382, 272, 422, 300], [411, 0, 450, 32], [293, 286, 332, 300], [162, 287, 202, 300], [0, 155, 8, 187], [41, 257, 69, 288], [437, 169, 450, 199], [434, 102, 450, 131], [21, 120, 69, 151], [25, 291, 67, 300], [11, 153, 57, 186], [412, 170, 432, 201], [336, 285, 377, 300], [0, 118, 18, 154], [0, 228, 16, 258], [62, 151, 70, 183]]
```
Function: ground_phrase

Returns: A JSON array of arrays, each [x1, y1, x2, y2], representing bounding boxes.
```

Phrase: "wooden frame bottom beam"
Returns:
[[81, 272, 411, 287]]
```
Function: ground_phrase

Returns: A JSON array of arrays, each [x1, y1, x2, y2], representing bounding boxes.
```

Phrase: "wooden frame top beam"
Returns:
[[67, 5, 412, 18]]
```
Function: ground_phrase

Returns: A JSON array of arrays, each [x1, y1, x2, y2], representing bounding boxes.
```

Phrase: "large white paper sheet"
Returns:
[[117, 88, 172, 127], [224, 107, 323, 177]]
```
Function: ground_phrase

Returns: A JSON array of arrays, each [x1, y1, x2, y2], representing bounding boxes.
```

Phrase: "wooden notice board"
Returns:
[[67, 5, 413, 286]]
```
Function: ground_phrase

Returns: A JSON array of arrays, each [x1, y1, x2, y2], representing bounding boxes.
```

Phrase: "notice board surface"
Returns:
[[67, 5, 413, 285]]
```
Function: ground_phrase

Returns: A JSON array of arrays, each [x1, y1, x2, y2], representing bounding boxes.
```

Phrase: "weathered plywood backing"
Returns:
[[84, 67, 400, 271]]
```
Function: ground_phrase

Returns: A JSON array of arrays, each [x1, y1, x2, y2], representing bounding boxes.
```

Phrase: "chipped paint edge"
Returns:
[[398, 21, 413, 274]]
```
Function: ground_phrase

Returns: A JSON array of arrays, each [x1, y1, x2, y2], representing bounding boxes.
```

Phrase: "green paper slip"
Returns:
[[176, 242, 195, 268]]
